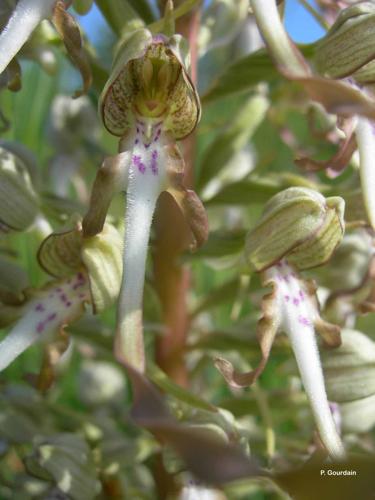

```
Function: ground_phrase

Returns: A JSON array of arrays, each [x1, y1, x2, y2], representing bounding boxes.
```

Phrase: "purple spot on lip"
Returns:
[[135, 139, 139, 145], [298, 315, 310, 326], [299, 290, 305, 300], [47, 313, 57, 322], [36, 322, 45, 334], [65, 301, 72, 307], [151, 149, 158, 175], [79, 293, 85, 299], [284, 275, 290, 283], [284, 295, 290, 302], [293, 298, 300, 306], [35, 303, 45, 312]]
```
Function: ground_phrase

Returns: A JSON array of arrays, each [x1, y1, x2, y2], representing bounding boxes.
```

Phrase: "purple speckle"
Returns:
[[135, 139, 139, 145], [151, 150, 158, 175], [154, 129, 161, 142], [283, 275, 290, 283], [284, 295, 290, 302], [36, 322, 45, 334], [293, 298, 300, 306], [79, 293, 85, 299], [47, 313, 57, 322], [298, 315, 310, 326], [132, 154, 146, 174], [60, 293, 68, 303], [56, 287, 62, 292], [299, 290, 305, 300], [66, 301, 72, 307], [35, 303, 45, 312], [277, 262, 283, 268]]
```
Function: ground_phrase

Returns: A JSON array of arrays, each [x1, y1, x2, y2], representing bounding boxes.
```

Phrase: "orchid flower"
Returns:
[[215, 187, 346, 460], [0, 0, 91, 96], [82, 28, 207, 372], [0, 220, 122, 374]]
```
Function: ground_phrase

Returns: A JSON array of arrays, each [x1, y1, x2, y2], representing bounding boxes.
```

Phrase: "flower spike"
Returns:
[[216, 188, 346, 460]]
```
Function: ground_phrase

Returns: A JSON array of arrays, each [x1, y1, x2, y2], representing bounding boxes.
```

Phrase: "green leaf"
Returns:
[[147, 362, 217, 413], [127, 0, 156, 23], [197, 94, 269, 190], [192, 229, 246, 259], [202, 45, 316, 104], [204, 179, 280, 206], [202, 49, 280, 104]]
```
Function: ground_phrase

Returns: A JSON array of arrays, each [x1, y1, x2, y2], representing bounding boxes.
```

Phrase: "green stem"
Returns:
[[250, 0, 310, 76]]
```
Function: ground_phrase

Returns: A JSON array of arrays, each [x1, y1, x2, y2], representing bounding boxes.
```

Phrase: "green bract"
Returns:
[[244, 187, 345, 271], [315, 1, 375, 81], [100, 28, 201, 139], [38, 221, 123, 313]]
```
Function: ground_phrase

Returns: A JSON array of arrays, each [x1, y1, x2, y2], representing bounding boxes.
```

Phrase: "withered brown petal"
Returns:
[[52, 0, 92, 97], [295, 133, 357, 178], [82, 153, 130, 238], [166, 185, 209, 251], [4, 58, 22, 92], [215, 279, 280, 388]]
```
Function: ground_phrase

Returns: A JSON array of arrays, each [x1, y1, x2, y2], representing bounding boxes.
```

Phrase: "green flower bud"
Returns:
[[0, 147, 39, 231], [315, 2, 375, 80], [100, 28, 200, 139], [38, 220, 123, 313], [322, 329, 375, 403], [81, 224, 123, 313], [244, 187, 345, 271]]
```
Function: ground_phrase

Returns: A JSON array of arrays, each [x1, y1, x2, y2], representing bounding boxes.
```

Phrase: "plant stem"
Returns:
[[250, 0, 310, 77], [355, 117, 375, 230], [154, 1, 200, 387], [297, 0, 330, 31]]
